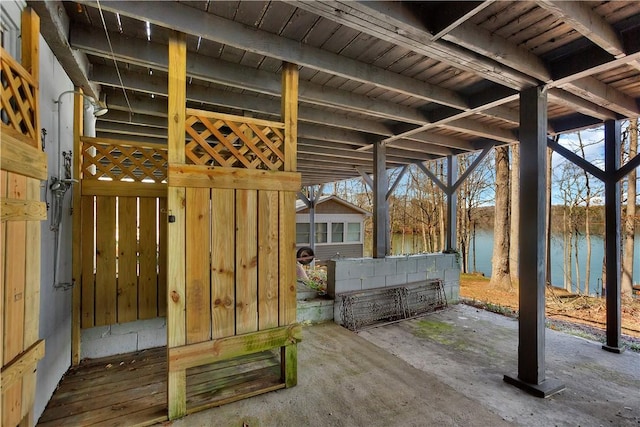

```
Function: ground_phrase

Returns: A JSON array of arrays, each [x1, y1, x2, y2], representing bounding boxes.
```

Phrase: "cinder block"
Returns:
[[436, 255, 454, 271], [445, 284, 460, 303], [327, 261, 336, 297], [348, 262, 374, 279], [138, 327, 167, 349], [335, 278, 363, 293], [362, 275, 386, 290], [333, 300, 344, 326], [444, 268, 460, 283], [385, 273, 408, 287], [111, 320, 146, 335], [81, 331, 138, 359], [408, 271, 428, 284], [81, 325, 111, 342], [427, 271, 443, 281], [333, 261, 351, 281], [374, 259, 396, 276], [397, 257, 418, 274], [417, 255, 437, 272]]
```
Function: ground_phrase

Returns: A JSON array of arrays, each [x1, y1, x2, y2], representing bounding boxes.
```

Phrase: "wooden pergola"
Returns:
[[6, 0, 639, 421]]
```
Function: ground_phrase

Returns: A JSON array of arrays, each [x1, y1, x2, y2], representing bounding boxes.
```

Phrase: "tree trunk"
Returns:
[[490, 146, 511, 290], [622, 118, 637, 295], [578, 132, 592, 295], [509, 144, 520, 287], [546, 146, 553, 286], [438, 161, 446, 252]]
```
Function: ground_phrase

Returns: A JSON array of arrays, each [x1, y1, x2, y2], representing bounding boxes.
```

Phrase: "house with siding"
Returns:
[[296, 195, 370, 262]]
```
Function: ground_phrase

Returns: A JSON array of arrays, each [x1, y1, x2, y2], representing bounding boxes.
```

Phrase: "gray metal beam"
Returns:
[[445, 155, 457, 252], [504, 86, 564, 397], [28, 0, 100, 99], [373, 142, 389, 258], [603, 120, 624, 353], [386, 165, 409, 201], [546, 138, 607, 182]]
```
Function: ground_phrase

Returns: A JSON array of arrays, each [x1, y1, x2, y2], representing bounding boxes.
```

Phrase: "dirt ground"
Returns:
[[459, 274, 640, 339]]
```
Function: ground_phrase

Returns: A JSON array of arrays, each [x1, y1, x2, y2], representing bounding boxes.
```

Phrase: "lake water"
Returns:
[[391, 230, 640, 295]]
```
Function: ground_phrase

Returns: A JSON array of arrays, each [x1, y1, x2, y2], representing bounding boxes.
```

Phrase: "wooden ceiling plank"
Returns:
[[537, 0, 625, 58], [561, 77, 640, 118], [88, 0, 469, 110]]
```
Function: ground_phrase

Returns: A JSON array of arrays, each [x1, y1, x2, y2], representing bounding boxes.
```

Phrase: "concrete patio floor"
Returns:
[[171, 304, 640, 427]]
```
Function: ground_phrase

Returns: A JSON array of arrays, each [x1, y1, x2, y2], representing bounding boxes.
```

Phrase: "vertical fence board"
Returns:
[[80, 196, 95, 328], [278, 192, 296, 326], [258, 190, 279, 330], [0, 170, 5, 426], [95, 196, 116, 326], [139, 198, 158, 319], [211, 188, 235, 339], [235, 189, 258, 335], [21, 176, 40, 419], [158, 197, 168, 317], [186, 188, 211, 344], [117, 197, 138, 323], [3, 172, 27, 426]]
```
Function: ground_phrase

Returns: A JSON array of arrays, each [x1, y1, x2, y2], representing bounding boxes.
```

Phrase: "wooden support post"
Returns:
[[19, 9, 42, 426], [373, 141, 388, 258], [445, 155, 457, 252], [167, 31, 187, 420], [71, 92, 83, 365], [280, 61, 299, 388], [603, 120, 624, 353], [504, 86, 564, 397]]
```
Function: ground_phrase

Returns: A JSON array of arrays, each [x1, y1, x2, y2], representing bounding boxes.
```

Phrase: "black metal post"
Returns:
[[373, 141, 388, 258], [603, 120, 625, 353], [504, 86, 564, 397]]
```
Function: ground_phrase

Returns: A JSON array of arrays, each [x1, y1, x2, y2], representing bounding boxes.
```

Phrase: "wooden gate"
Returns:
[[75, 136, 168, 330], [0, 9, 46, 427], [166, 34, 301, 419]]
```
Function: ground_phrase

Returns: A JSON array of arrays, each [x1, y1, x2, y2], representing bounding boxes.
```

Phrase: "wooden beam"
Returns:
[[27, 1, 99, 99], [0, 125, 48, 180], [167, 31, 187, 421], [0, 199, 46, 222], [0, 340, 44, 391], [561, 77, 640, 119], [439, 119, 518, 144], [282, 63, 299, 173], [373, 141, 389, 258], [429, 1, 494, 41], [537, 0, 625, 58], [71, 92, 84, 366], [81, 180, 167, 198], [287, 0, 534, 89], [546, 138, 606, 182], [168, 165, 300, 192], [168, 324, 301, 372], [548, 89, 618, 121]]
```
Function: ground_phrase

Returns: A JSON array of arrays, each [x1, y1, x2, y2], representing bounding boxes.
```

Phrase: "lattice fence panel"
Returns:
[[1, 47, 38, 145], [185, 110, 285, 171], [81, 137, 168, 182]]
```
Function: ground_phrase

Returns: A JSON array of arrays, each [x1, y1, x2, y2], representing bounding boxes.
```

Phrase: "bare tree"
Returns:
[[509, 144, 520, 287], [490, 146, 512, 290], [622, 118, 638, 295]]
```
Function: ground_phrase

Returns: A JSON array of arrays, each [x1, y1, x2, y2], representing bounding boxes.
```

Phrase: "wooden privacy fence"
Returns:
[[77, 136, 168, 327], [0, 9, 46, 427], [166, 34, 301, 419]]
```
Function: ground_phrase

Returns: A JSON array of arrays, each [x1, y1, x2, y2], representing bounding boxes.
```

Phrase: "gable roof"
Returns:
[[296, 195, 371, 216]]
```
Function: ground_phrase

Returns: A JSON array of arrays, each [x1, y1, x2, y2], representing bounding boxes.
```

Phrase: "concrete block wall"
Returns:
[[328, 253, 460, 324], [81, 318, 167, 359]]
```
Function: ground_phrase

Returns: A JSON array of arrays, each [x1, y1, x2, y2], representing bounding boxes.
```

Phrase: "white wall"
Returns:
[[34, 31, 75, 423]]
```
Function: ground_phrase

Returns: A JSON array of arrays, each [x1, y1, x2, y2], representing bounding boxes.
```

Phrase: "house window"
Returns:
[[331, 223, 344, 242], [315, 223, 327, 243], [346, 222, 361, 242], [296, 223, 310, 244]]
